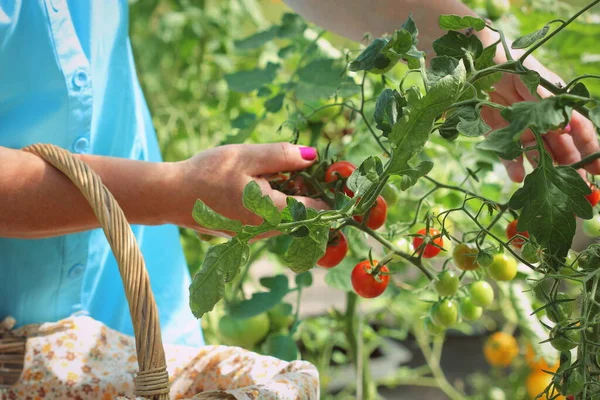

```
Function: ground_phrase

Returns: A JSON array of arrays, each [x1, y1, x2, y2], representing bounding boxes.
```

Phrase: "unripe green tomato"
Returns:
[[424, 316, 446, 336], [583, 214, 600, 238], [380, 183, 400, 206], [546, 292, 573, 324], [268, 303, 294, 332], [560, 250, 579, 276], [564, 369, 584, 396], [392, 238, 414, 262], [550, 324, 579, 352], [486, 0, 510, 20], [469, 281, 495, 308], [533, 279, 554, 302], [460, 297, 483, 321], [218, 313, 270, 349], [431, 299, 458, 328], [434, 270, 460, 297], [521, 243, 540, 264], [488, 253, 518, 281]]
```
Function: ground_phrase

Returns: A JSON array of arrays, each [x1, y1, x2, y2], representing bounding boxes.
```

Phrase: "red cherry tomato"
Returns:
[[506, 219, 529, 249], [586, 184, 600, 207], [353, 196, 388, 230], [351, 260, 390, 298], [413, 228, 444, 258], [317, 230, 348, 268], [325, 161, 356, 197]]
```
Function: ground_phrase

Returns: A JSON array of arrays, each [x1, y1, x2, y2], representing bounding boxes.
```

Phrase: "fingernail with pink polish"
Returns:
[[565, 123, 572, 133], [300, 146, 317, 161]]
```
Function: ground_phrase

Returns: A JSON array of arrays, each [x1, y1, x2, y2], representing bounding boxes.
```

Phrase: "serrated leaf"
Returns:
[[373, 89, 406, 135], [512, 25, 550, 49], [590, 107, 600, 129], [401, 15, 418, 42], [243, 181, 281, 225], [295, 271, 313, 288], [264, 334, 299, 361], [433, 31, 483, 60], [349, 38, 399, 73], [193, 200, 243, 232], [456, 106, 491, 137], [277, 13, 307, 38], [428, 56, 460, 85], [509, 154, 593, 262], [283, 224, 329, 273], [474, 45, 501, 94], [388, 60, 466, 173], [439, 15, 486, 31], [382, 29, 413, 55], [346, 156, 384, 198], [189, 239, 250, 318], [231, 112, 257, 130], [229, 275, 290, 319], [265, 93, 285, 113], [234, 27, 278, 49], [478, 95, 589, 160], [296, 58, 345, 101], [394, 160, 434, 190], [519, 69, 541, 97], [225, 62, 280, 93], [287, 197, 307, 221], [569, 82, 590, 98]]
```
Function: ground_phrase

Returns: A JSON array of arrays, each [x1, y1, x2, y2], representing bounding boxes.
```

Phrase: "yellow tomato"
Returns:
[[484, 332, 519, 367], [525, 343, 559, 373], [526, 371, 565, 400]]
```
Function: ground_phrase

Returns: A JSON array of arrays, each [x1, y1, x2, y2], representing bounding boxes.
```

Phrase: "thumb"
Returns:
[[241, 142, 318, 175]]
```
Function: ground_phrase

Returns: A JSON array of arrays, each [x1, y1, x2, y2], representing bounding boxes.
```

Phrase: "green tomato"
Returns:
[[560, 250, 579, 276], [268, 303, 294, 332], [460, 297, 483, 321], [577, 250, 600, 271], [564, 369, 584, 396], [486, 0, 510, 20], [546, 292, 573, 324], [435, 270, 460, 297], [453, 243, 480, 271], [550, 324, 579, 352], [424, 317, 446, 336], [583, 215, 600, 238], [469, 281, 495, 308], [521, 243, 540, 264], [488, 253, 518, 282], [380, 183, 400, 206], [533, 279, 554, 302], [218, 313, 270, 349], [431, 299, 458, 328]]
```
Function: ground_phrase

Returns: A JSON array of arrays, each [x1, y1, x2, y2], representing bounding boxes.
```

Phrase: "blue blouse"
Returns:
[[0, 0, 204, 347]]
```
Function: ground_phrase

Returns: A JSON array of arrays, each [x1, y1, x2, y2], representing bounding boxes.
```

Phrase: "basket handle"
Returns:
[[23, 144, 169, 399]]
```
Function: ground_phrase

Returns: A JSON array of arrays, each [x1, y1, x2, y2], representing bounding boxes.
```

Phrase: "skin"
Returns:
[[285, 0, 600, 182], [0, 143, 327, 238]]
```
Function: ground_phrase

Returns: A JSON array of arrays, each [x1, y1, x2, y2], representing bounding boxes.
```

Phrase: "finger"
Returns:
[[239, 142, 319, 175], [255, 179, 330, 212], [501, 157, 525, 183], [568, 112, 600, 175], [543, 130, 581, 166]]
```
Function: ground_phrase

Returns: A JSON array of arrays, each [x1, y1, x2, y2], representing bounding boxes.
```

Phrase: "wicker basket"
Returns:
[[0, 143, 179, 399]]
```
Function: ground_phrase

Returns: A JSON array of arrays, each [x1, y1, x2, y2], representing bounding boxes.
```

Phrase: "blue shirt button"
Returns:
[[73, 137, 89, 154], [67, 264, 85, 279], [73, 69, 89, 89]]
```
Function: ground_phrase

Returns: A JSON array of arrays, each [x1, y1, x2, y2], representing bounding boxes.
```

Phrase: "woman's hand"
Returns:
[[477, 29, 600, 182], [171, 142, 330, 235]]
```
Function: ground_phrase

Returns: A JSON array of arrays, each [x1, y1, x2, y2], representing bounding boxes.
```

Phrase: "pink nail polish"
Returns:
[[300, 146, 317, 161], [564, 123, 572, 133]]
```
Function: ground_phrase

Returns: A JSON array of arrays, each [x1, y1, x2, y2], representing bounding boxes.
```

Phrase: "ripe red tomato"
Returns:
[[353, 196, 388, 230], [325, 161, 356, 197], [506, 219, 529, 249], [351, 260, 390, 298], [413, 228, 444, 258], [317, 230, 348, 268], [586, 184, 600, 207]]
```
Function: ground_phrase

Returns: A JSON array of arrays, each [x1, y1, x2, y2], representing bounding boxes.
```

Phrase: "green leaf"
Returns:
[[401, 15, 419, 42], [438, 15, 486, 31], [295, 271, 313, 288], [349, 38, 399, 73], [395, 160, 434, 190], [374, 89, 406, 135], [264, 334, 299, 361], [242, 181, 281, 225], [346, 156, 385, 198], [388, 60, 466, 173], [283, 224, 329, 273], [446, 106, 491, 137], [296, 58, 345, 101], [473, 45, 501, 94], [229, 275, 291, 319], [231, 112, 257, 129], [512, 25, 550, 49], [265, 93, 285, 113], [382, 29, 413, 55], [287, 197, 307, 221], [509, 154, 593, 262], [189, 239, 250, 318], [278, 44, 296, 59], [590, 107, 600, 129], [428, 56, 459, 85], [234, 27, 278, 49], [276, 13, 307, 38], [519, 68, 541, 98], [192, 200, 243, 232], [433, 31, 483, 60], [324, 260, 354, 292], [569, 82, 590, 98], [478, 95, 588, 160], [257, 86, 272, 97], [225, 62, 280, 93]]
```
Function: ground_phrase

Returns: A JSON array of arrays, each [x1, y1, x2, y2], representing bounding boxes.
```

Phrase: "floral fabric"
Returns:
[[0, 316, 319, 400]]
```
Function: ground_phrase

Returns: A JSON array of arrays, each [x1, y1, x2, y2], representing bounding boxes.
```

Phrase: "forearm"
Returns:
[[0, 146, 180, 239]]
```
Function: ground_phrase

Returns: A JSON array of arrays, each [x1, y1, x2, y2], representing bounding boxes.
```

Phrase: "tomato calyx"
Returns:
[[412, 228, 444, 258], [506, 219, 529, 249]]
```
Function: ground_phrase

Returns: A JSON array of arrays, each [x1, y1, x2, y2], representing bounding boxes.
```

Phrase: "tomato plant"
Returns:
[[452, 242, 480, 271], [434, 270, 460, 297], [218, 313, 270, 349], [506, 219, 529, 249], [325, 161, 356, 197], [353, 195, 388, 230], [413, 228, 444, 258], [431, 299, 458, 328], [317, 230, 348, 268], [488, 253, 518, 281], [351, 260, 390, 298], [483, 332, 519, 367], [585, 184, 600, 207]]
